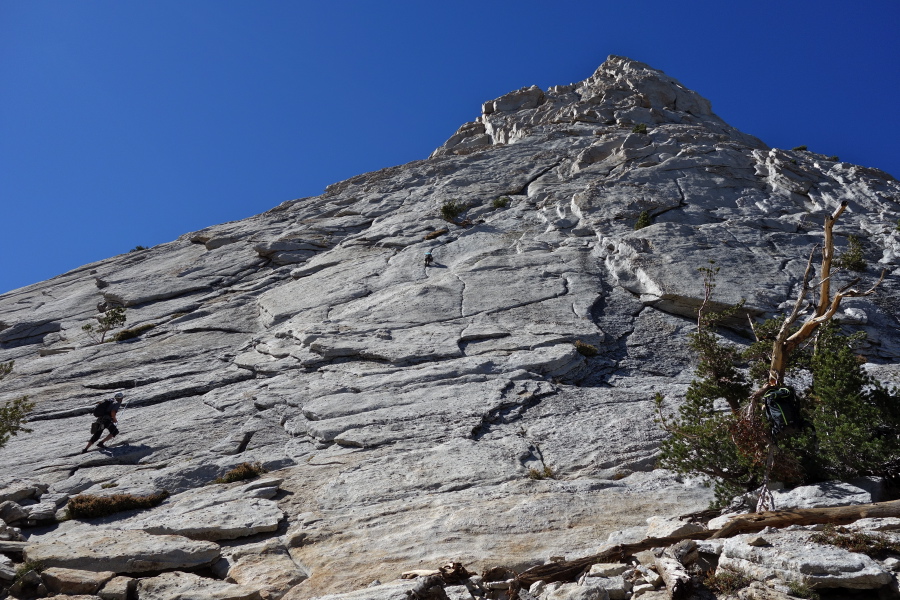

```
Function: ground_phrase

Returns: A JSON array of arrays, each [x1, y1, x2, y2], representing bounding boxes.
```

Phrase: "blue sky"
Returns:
[[2, 0, 899, 294]]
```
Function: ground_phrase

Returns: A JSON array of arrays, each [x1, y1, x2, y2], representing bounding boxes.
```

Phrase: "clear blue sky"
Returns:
[[2, 1, 899, 294]]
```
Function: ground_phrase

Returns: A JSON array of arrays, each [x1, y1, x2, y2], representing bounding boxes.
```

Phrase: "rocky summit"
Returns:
[[1, 56, 900, 600]]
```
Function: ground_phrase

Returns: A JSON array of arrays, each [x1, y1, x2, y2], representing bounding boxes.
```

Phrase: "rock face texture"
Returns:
[[1, 56, 899, 598]]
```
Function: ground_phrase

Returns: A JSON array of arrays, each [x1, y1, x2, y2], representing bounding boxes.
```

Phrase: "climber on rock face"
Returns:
[[424, 249, 434, 267], [82, 392, 124, 453]]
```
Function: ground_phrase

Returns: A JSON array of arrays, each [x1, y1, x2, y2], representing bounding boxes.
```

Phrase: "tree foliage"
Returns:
[[82, 306, 127, 344]]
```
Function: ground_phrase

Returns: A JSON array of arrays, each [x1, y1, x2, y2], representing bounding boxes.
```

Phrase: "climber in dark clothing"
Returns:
[[82, 392, 124, 453], [424, 249, 434, 267]]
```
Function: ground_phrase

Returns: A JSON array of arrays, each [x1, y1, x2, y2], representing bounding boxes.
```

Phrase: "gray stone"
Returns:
[[41, 567, 115, 595], [771, 480, 873, 509], [0, 500, 27, 524], [137, 571, 261, 600], [97, 575, 135, 600], [645, 516, 706, 538], [25, 529, 220, 572], [719, 531, 892, 588]]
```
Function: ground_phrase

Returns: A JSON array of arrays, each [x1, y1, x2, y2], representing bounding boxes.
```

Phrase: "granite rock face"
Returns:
[[1, 56, 900, 598]]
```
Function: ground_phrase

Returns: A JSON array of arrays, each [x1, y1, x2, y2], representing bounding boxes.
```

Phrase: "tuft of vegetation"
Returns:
[[810, 524, 900, 559], [703, 566, 751, 595], [83, 306, 127, 344], [631, 123, 648, 134], [100, 482, 119, 489], [0, 361, 12, 380], [214, 462, 267, 484], [424, 228, 448, 241], [786, 580, 820, 599], [67, 491, 169, 519], [527, 465, 556, 480], [828, 156, 839, 162], [492, 196, 511, 209], [0, 395, 34, 450], [574, 340, 599, 357], [114, 323, 156, 342], [835, 235, 866, 272], [440, 200, 468, 222], [896, 219, 900, 233], [129, 245, 148, 252], [792, 145, 808, 152], [634, 210, 652, 230], [13, 560, 45, 585]]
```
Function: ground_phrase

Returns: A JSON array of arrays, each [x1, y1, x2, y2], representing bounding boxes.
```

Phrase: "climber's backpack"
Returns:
[[92, 398, 115, 418], [763, 386, 802, 435]]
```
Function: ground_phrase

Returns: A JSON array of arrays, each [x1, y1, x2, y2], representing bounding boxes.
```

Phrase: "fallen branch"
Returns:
[[655, 555, 692, 600]]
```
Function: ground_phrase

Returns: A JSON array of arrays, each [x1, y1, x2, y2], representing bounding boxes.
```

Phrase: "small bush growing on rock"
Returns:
[[0, 360, 12, 380], [424, 228, 448, 241], [114, 323, 156, 342], [82, 306, 127, 344], [527, 466, 556, 480], [786, 580, 820, 600], [13, 560, 44, 584], [792, 145, 808, 151], [574, 340, 598, 357], [100, 482, 118, 489], [440, 200, 468, 222], [835, 235, 866, 272], [492, 196, 511, 209], [703, 566, 750, 595], [829, 155, 839, 162], [66, 491, 169, 519], [0, 395, 34, 450], [810, 524, 900, 559], [631, 123, 648, 134], [129, 245, 148, 252], [214, 462, 267, 484], [634, 210, 652, 230]]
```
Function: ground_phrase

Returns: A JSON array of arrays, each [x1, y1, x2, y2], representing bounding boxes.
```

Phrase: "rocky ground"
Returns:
[[1, 56, 899, 599]]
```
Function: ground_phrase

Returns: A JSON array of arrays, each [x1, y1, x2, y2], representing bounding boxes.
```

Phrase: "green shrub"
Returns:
[[114, 323, 156, 342], [100, 482, 118, 489], [0, 395, 33, 450], [631, 123, 648, 134], [83, 306, 127, 344], [214, 462, 267, 484], [129, 245, 148, 252], [0, 360, 12, 380], [829, 156, 839, 162], [896, 219, 900, 232], [574, 340, 599, 357], [527, 465, 556, 480], [440, 200, 468, 222], [810, 524, 900, 559], [786, 580, 819, 600], [492, 196, 511, 209], [703, 566, 750, 595], [13, 560, 44, 585], [634, 210, 652, 230], [67, 491, 169, 519], [792, 145, 808, 151], [835, 235, 866, 272]]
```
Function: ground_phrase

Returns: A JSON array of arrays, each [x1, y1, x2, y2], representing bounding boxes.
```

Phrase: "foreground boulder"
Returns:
[[137, 571, 262, 600], [25, 529, 220, 572]]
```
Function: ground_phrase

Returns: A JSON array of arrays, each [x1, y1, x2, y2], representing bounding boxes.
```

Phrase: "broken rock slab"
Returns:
[[771, 480, 873, 509], [98, 575, 135, 600], [137, 571, 262, 600], [25, 528, 220, 572], [41, 567, 116, 595], [282, 578, 417, 600], [718, 531, 892, 589]]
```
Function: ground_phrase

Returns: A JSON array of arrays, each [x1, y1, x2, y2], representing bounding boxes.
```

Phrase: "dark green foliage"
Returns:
[[67, 491, 169, 519], [703, 566, 751, 595], [129, 245, 148, 252], [114, 323, 156, 342], [631, 123, 648, 134], [574, 340, 599, 357], [0, 360, 12, 380], [634, 210, 652, 230], [83, 306, 127, 344], [657, 267, 900, 507], [214, 461, 267, 484], [492, 196, 511, 209], [835, 235, 866, 272], [786, 580, 820, 600], [810, 524, 900, 560], [440, 200, 468, 222], [13, 560, 44, 585], [792, 145, 808, 151], [0, 395, 34, 449], [829, 156, 840, 162]]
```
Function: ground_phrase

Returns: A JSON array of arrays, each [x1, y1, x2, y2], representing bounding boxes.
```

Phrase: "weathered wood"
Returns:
[[655, 555, 692, 600], [711, 498, 900, 538]]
